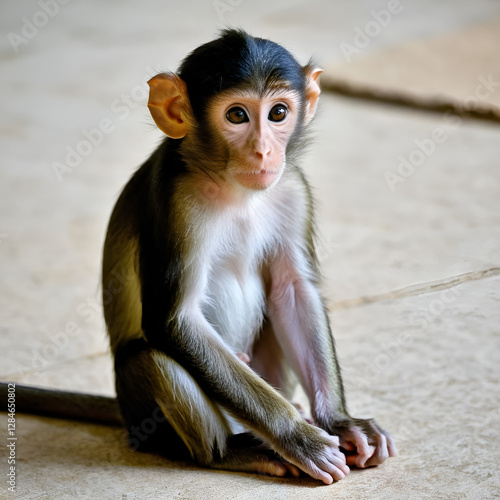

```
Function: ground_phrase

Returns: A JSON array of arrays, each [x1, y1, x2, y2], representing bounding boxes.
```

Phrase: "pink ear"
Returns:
[[303, 67, 323, 125], [147, 73, 189, 139]]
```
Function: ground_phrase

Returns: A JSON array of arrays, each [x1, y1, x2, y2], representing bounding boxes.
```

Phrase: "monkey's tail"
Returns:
[[0, 382, 123, 426]]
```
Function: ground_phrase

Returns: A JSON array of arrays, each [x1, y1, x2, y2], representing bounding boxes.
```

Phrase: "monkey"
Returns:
[[1, 30, 397, 485], [101, 28, 397, 484]]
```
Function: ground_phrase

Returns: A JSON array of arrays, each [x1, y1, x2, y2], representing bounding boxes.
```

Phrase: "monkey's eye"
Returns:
[[268, 104, 288, 122], [226, 107, 249, 124]]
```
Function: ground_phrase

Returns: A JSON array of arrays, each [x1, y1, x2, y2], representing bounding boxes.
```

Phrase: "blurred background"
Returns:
[[1, 1, 499, 499]]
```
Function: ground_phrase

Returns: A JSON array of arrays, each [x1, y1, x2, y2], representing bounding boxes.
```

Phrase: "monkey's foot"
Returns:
[[236, 352, 251, 364], [213, 448, 301, 478], [292, 403, 314, 424], [211, 433, 301, 478]]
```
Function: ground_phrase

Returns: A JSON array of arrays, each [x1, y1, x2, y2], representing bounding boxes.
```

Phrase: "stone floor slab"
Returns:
[[308, 94, 500, 302], [323, 19, 500, 117]]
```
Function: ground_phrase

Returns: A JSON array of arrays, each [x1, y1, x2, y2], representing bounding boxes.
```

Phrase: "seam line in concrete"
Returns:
[[3, 268, 499, 380], [331, 267, 500, 310], [322, 79, 500, 124]]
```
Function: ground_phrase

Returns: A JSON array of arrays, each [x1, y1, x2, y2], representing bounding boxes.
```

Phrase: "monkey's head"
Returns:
[[148, 29, 322, 191]]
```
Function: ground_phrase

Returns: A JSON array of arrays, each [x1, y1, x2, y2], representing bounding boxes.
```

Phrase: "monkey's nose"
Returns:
[[255, 144, 272, 159]]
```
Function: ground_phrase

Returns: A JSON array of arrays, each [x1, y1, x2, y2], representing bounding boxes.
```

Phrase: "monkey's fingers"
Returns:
[[339, 441, 355, 451], [236, 352, 251, 364], [364, 426, 398, 467], [301, 452, 350, 485], [340, 427, 376, 468], [345, 449, 375, 467], [340, 419, 398, 468], [386, 433, 399, 457], [294, 434, 350, 485]]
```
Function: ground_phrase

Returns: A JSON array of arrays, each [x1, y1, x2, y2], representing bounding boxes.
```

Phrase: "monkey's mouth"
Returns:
[[233, 168, 281, 190], [236, 169, 280, 176]]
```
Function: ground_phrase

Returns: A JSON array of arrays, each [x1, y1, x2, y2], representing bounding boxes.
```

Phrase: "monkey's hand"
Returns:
[[276, 421, 350, 485], [325, 418, 398, 469]]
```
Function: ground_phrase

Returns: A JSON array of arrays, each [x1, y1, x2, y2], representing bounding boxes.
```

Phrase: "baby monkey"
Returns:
[[102, 29, 397, 484]]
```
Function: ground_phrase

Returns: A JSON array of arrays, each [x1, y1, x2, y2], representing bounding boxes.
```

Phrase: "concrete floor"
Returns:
[[1, 1, 499, 499]]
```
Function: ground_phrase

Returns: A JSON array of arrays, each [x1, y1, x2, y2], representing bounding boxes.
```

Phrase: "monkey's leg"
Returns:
[[250, 321, 297, 400], [115, 341, 300, 478], [250, 322, 313, 423], [268, 255, 398, 468]]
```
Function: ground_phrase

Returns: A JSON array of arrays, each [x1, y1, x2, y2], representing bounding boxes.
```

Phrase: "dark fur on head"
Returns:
[[178, 29, 306, 120]]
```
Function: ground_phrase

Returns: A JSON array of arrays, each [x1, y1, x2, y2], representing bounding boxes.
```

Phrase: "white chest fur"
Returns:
[[200, 196, 279, 352], [203, 252, 265, 353], [177, 173, 309, 354]]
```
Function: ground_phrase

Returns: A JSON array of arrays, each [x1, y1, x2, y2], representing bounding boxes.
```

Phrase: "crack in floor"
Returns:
[[331, 267, 500, 310], [322, 78, 500, 124], [4, 269, 499, 380]]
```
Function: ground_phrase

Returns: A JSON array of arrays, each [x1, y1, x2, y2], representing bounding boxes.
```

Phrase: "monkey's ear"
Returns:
[[147, 73, 189, 139], [303, 66, 323, 125]]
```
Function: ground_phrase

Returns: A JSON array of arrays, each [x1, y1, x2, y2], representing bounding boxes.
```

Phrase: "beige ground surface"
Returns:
[[1, 1, 499, 499], [323, 18, 500, 117]]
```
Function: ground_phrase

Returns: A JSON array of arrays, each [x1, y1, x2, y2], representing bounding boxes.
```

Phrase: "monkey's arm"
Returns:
[[267, 251, 398, 468], [152, 309, 349, 484]]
